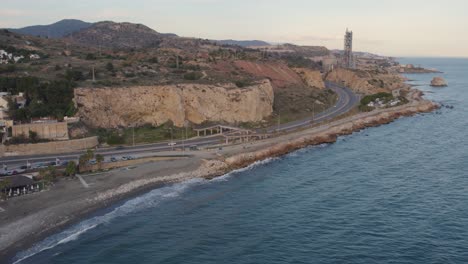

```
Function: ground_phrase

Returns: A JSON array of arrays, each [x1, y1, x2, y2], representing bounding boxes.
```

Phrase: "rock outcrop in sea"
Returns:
[[430, 77, 448, 87]]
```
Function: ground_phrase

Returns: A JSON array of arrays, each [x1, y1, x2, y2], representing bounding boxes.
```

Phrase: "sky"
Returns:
[[1, 0, 467, 57]]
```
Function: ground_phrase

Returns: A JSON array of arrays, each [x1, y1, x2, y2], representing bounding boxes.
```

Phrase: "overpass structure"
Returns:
[[194, 125, 252, 137]]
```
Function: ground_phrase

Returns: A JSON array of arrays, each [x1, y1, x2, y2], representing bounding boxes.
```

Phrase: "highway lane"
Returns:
[[0, 83, 359, 169], [267, 82, 359, 133]]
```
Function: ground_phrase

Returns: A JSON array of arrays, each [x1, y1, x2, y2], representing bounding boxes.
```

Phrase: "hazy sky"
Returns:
[[1, 0, 467, 57]]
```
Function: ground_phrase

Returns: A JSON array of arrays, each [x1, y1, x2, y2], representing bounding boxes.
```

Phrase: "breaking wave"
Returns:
[[13, 157, 279, 263]]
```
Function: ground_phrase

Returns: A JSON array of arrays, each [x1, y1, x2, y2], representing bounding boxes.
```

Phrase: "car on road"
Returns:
[[88, 159, 97, 165], [168, 142, 177, 146]]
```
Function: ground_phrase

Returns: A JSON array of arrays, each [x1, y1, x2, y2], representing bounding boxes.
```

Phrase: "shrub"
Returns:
[[107, 133, 125, 145], [106, 62, 114, 72], [183, 71, 203, 81], [360, 92, 393, 106], [85, 53, 97, 60]]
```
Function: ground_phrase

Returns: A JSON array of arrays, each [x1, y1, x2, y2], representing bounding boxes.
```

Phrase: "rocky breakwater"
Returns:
[[74, 80, 274, 128], [223, 97, 438, 170]]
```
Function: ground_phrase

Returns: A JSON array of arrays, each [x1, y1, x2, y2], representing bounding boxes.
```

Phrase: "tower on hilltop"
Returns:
[[344, 28, 354, 69]]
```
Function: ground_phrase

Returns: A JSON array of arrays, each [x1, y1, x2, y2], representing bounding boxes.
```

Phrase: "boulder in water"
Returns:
[[430, 77, 448, 87]]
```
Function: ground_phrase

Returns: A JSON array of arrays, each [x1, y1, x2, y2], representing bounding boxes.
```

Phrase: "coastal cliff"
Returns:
[[326, 68, 409, 94], [74, 80, 274, 128]]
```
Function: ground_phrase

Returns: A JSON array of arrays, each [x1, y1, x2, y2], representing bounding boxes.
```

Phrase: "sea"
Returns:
[[12, 58, 468, 264]]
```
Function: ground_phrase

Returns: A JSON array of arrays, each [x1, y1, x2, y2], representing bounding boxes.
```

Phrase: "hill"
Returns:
[[67, 21, 172, 49], [8, 19, 91, 38], [215, 39, 271, 47]]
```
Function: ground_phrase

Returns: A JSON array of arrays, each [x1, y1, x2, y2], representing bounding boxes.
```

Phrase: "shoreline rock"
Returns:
[[430, 77, 448, 87]]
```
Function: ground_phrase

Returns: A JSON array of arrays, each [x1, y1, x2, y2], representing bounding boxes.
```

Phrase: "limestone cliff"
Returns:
[[326, 68, 408, 94], [293, 68, 325, 89], [74, 80, 274, 128]]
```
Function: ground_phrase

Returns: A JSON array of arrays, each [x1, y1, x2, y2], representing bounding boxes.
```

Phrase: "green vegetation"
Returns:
[[183, 71, 203, 81], [360, 92, 393, 106], [0, 65, 17, 74], [79, 149, 95, 167], [96, 154, 104, 170], [85, 53, 97, 60], [0, 44, 47, 62], [0, 76, 76, 121], [0, 179, 11, 200], [359, 92, 397, 112], [65, 161, 77, 176], [234, 80, 254, 88], [95, 123, 196, 146], [282, 55, 321, 69], [5, 131, 50, 145], [106, 62, 114, 72], [39, 166, 58, 184]]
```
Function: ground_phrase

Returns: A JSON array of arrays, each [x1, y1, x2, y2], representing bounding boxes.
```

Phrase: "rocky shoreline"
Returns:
[[0, 91, 438, 263]]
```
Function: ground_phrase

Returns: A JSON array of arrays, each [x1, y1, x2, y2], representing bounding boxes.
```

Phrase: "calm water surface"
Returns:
[[14, 58, 468, 264]]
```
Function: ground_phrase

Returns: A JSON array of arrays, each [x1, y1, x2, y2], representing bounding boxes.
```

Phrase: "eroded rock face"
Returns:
[[430, 77, 448, 87], [74, 80, 274, 128], [293, 68, 325, 89], [325, 68, 408, 94]]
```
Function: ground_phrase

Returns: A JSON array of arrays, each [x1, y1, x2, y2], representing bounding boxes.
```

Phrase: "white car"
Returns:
[[168, 142, 177, 146]]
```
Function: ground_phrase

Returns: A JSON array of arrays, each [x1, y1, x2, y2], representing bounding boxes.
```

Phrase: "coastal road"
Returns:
[[0, 83, 359, 170]]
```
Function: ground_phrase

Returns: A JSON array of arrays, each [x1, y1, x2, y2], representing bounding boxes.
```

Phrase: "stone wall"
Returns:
[[12, 122, 69, 140], [0, 136, 98, 156]]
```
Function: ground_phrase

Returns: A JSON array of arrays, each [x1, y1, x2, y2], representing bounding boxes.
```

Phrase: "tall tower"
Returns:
[[344, 28, 354, 68]]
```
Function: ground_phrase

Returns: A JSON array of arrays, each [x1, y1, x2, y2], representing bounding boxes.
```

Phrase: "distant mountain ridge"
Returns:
[[8, 19, 92, 38], [215, 39, 271, 47], [6, 19, 273, 49]]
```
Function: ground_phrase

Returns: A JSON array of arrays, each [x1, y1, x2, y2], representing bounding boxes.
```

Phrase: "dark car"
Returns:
[[111, 157, 118, 162]]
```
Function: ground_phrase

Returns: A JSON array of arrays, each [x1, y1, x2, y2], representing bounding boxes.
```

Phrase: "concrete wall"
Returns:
[[12, 122, 69, 140], [0, 136, 98, 156]]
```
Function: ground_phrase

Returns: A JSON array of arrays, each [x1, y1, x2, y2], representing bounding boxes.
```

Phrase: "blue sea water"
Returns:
[[13, 58, 468, 264]]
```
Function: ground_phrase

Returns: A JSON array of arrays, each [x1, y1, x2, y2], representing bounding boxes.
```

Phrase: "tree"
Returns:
[[106, 62, 114, 72], [40, 166, 57, 184], [65, 161, 77, 176], [0, 179, 11, 200], [96, 154, 104, 170], [86, 53, 96, 60], [79, 149, 95, 167], [29, 131, 39, 143]]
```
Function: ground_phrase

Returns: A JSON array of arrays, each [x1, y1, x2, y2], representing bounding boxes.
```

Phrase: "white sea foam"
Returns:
[[13, 157, 279, 263], [210, 157, 278, 182], [285, 143, 329, 157], [12, 178, 204, 264]]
